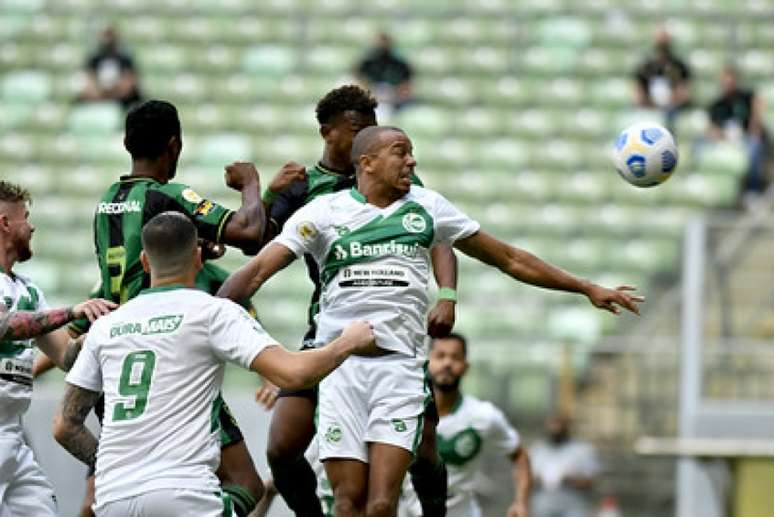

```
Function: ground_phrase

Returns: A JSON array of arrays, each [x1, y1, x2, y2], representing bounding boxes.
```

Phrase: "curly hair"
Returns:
[[0, 181, 31, 204], [124, 100, 181, 160], [315, 85, 378, 125]]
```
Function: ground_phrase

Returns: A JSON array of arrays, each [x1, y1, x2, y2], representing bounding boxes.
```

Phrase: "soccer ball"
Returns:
[[612, 122, 679, 187]]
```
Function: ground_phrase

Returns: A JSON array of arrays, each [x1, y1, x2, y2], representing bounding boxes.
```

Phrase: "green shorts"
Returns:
[[212, 393, 244, 448]]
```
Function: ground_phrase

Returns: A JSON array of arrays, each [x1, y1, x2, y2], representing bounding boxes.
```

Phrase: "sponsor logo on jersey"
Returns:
[[297, 221, 318, 242], [97, 201, 141, 214], [110, 314, 184, 338], [182, 188, 203, 204], [194, 200, 214, 216], [402, 213, 427, 234], [325, 424, 342, 443], [332, 240, 421, 261], [334, 225, 350, 236]]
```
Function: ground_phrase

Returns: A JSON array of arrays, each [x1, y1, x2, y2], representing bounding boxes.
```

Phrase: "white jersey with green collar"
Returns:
[[0, 269, 49, 431], [274, 186, 479, 357], [437, 394, 521, 510], [65, 285, 277, 508]]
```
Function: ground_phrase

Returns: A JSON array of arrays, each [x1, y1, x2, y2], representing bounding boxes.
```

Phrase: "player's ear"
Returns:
[[193, 245, 203, 272], [139, 250, 151, 273], [320, 123, 331, 140], [358, 154, 372, 174]]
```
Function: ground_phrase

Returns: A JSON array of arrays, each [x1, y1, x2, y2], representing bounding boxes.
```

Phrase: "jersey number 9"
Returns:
[[113, 350, 156, 422]]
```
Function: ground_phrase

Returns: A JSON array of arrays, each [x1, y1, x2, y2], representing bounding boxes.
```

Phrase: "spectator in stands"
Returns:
[[708, 65, 769, 198], [633, 28, 692, 131], [355, 32, 414, 114], [77, 25, 142, 109], [530, 414, 600, 517]]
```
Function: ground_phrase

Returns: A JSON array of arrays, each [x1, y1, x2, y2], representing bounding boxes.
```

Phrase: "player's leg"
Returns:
[[2, 441, 58, 516], [366, 443, 414, 517], [409, 397, 447, 516], [324, 459, 369, 516], [265, 390, 322, 516], [214, 395, 264, 516]]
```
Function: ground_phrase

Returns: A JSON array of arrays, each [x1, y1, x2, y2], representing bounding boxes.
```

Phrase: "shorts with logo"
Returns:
[[95, 488, 231, 517], [0, 429, 58, 517], [318, 353, 428, 463]]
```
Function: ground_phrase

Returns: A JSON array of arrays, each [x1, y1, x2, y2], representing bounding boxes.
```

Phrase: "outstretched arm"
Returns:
[[507, 447, 532, 517], [250, 321, 375, 391], [0, 299, 114, 343], [221, 162, 267, 254], [427, 244, 458, 338], [53, 383, 101, 471], [217, 242, 297, 303], [454, 231, 643, 314]]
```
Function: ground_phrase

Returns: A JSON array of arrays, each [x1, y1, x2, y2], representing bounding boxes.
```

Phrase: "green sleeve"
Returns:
[[157, 183, 234, 243]]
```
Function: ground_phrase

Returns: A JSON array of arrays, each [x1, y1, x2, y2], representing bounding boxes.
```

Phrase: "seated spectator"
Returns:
[[708, 65, 769, 198], [530, 414, 600, 517], [633, 28, 692, 131], [355, 33, 414, 114], [77, 26, 142, 109]]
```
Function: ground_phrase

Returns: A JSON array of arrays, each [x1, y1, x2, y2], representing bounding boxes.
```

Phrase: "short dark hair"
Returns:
[[350, 125, 405, 168], [141, 212, 197, 276], [125, 100, 181, 160], [315, 85, 378, 125], [431, 333, 468, 358], [0, 181, 31, 204]]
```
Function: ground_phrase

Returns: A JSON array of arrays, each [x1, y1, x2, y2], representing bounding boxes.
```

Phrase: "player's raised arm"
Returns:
[[216, 242, 297, 303], [250, 321, 376, 391], [221, 161, 266, 253], [454, 230, 643, 315]]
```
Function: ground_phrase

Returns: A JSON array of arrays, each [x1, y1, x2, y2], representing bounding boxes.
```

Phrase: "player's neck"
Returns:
[[356, 182, 401, 208], [434, 388, 462, 417], [149, 273, 196, 289], [0, 244, 17, 276], [320, 150, 354, 175], [130, 160, 170, 183]]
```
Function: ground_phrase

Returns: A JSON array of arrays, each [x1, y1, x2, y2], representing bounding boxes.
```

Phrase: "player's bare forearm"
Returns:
[[217, 243, 295, 302], [0, 307, 74, 341], [513, 447, 532, 513], [225, 180, 266, 254], [61, 336, 85, 371], [54, 384, 101, 470], [431, 244, 457, 289], [32, 353, 57, 379], [455, 231, 589, 294]]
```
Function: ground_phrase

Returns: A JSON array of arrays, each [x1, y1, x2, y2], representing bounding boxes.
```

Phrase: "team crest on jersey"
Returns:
[[194, 200, 214, 216], [392, 418, 408, 432], [402, 213, 427, 234], [325, 424, 342, 443], [297, 221, 318, 242], [182, 188, 203, 204]]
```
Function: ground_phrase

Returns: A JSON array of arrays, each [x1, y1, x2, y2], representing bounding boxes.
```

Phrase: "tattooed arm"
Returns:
[[0, 307, 75, 341], [36, 331, 86, 372], [53, 383, 101, 470]]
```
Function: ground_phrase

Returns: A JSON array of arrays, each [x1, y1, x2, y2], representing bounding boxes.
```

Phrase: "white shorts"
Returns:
[[96, 488, 230, 517], [318, 354, 429, 463], [0, 433, 57, 517]]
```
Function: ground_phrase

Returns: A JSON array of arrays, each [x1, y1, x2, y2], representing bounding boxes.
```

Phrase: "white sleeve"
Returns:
[[574, 443, 601, 477], [485, 404, 521, 457], [272, 200, 327, 260], [64, 331, 102, 392], [208, 300, 278, 368], [432, 192, 480, 245]]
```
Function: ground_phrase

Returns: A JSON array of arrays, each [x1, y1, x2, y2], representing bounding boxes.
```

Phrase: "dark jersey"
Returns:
[[269, 163, 423, 333], [709, 88, 756, 132], [94, 176, 233, 304]]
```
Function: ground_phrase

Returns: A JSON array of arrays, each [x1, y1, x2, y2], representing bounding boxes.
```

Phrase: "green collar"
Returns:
[[120, 175, 161, 183], [349, 187, 367, 204], [139, 283, 188, 295], [451, 394, 464, 414], [316, 162, 352, 177]]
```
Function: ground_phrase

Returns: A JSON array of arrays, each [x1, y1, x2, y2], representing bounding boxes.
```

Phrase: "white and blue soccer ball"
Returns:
[[612, 122, 679, 188]]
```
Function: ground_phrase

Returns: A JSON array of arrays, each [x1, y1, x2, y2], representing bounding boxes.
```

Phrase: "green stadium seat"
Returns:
[[548, 306, 603, 345], [695, 141, 746, 175], [243, 45, 297, 77], [68, 102, 122, 135], [2, 70, 50, 103], [1, 0, 45, 13], [304, 46, 359, 74], [539, 17, 592, 48], [0, 102, 32, 129], [193, 133, 252, 167], [0, 133, 35, 161], [394, 106, 450, 136], [0, 14, 32, 40], [520, 46, 580, 75]]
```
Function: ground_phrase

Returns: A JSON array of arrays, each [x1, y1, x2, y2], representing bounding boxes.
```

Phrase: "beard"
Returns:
[[431, 373, 461, 393], [15, 235, 32, 262]]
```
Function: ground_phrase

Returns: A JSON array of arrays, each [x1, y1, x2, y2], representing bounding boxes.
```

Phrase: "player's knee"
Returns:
[[334, 496, 363, 517], [365, 497, 396, 517]]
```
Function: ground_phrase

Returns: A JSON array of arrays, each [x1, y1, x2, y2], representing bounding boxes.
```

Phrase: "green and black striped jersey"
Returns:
[[94, 175, 233, 305]]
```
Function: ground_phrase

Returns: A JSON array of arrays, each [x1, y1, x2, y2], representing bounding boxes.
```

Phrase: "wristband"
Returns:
[[261, 189, 278, 204], [438, 287, 457, 302]]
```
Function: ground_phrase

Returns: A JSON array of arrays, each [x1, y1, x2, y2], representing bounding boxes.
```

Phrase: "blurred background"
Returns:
[[3, 0, 773, 515]]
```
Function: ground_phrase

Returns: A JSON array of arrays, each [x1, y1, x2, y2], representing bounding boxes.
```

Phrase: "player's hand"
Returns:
[[255, 378, 279, 410], [268, 162, 306, 195], [200, 239, 225, 261], [507, 502, 529, 517], [72, 299, 117, 322], [585, 284, 644, 315], [341, 320, 376, 355], [225, 161, 260, 192], [427, 299, 455, 338]]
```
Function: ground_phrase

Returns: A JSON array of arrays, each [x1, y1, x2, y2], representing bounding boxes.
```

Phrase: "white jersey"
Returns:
[[437, 394, 520, 511], [0, 269, 49, 432], [275, 186, 479, 356], [66, 286, 277, 508]]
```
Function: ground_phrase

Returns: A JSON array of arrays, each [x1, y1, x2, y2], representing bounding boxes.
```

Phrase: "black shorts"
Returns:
[[213, 393, 244, 448], [277, 337, 319, 401]]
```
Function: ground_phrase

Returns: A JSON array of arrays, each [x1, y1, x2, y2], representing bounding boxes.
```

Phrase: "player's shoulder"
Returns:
[[406, 185, 445, 204], [462, 394, 506, 422], [153, 181, 204, 203]]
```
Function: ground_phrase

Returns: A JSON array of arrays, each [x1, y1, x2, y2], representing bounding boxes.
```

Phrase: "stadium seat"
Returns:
[[243, 45, 297, 77], [68, 102, 122, 135], [1, 70, 50, 103]]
